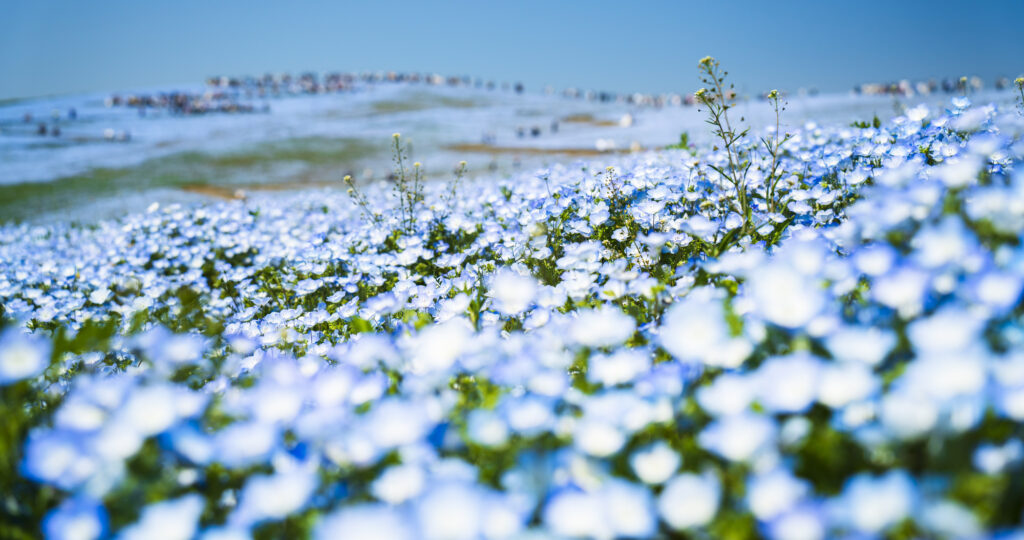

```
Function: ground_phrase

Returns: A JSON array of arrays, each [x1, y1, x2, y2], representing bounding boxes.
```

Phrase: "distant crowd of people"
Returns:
[[204, 71, 527, 95], [99, 68, 1024, 124], [854, 75, 1018, 97], [104, 71, 531, 118], [105, 92, 267, 116], [19, 109, 75, 139], [14, 108, 131, 142]]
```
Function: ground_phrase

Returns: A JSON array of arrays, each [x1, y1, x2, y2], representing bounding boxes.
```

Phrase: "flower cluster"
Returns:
[[2, 95, 1024, 539]]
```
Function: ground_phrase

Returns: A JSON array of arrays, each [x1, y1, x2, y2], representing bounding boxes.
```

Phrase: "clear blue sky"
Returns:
[[2, 0, 1022, 100]]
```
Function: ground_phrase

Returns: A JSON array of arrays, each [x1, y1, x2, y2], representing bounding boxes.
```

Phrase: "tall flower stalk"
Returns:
[[695, 57, 753, 234]]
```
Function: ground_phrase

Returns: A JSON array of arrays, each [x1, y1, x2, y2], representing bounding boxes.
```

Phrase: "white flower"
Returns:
[[825, 326, 895, 366], [658, 472, 720, 530], [543, 490, 606, 538], [213, 421, 277, 467], [747, 468, 808, 520], [836, 471, 915, 534], [589, 349, 650, 386], [312, 366, 357, 407], [235, 470, 316, 524], [601, 480, 657, 537], [314, 504, 414, 540], [699, 413, 775, 462], [920, 500, 981, 539], [544, 482, 655, 539], [416, 482, 483, 540], [366, 399, 432, 449], [480, 495, 526, 539], [906, 307, 982, 354], [630, 442, 681, 485], [755, 354, 821, 414], [489, 270, 538, 315], [574, 419, 626, 457], [902, 354, 986, 401], [44, 497, 106, 540], [88, 288, 111, 305], [767, 506, 825, 540], [872, 267, 929, 318], [697, 373, 755, 416], [569, 306, 636, 347], [0, 328, 51, 384], [371, 464, 425, 504], [118, 495, 204, 540], [746, 263, 824, 329], [817, 361, 878, 408], [880, 390, 939, 439], [853, 244, 896, 276], [935, 156, 981, 187], [467, 409, 509, 448], [660, 287, 750, 367], [410, 319, 472, 373], [116, 384, 179, 436]]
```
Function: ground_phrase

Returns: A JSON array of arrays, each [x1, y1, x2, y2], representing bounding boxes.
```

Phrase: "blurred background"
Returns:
[[2, 0, 1022, 223]]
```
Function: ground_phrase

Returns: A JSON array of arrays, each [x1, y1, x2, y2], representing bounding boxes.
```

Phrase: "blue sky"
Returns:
[[2, 0, 1022, 99]]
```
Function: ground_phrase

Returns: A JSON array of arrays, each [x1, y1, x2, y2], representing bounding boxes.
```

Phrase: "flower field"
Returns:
[[3, 91, 1024, 539]]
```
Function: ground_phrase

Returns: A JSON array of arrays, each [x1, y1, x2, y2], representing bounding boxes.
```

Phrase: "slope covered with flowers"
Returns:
[[2, 96, 1024, 539]]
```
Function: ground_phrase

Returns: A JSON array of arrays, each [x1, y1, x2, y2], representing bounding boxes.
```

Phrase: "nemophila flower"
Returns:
[[766, 505, 826, 540], [574, 419, 626, 457], [816, 360, 878, 408], [544, 481, 656, 539], [501, 395, 556, 436], [466, 409, 510, 448], [314, 504, 415, 540], [371, 463, 426, 504], [824, 325, 895, 366], [907, 306, 982, 354], [972, 270, 1023, 314], [118, 494, 204, 540], [972, 439, 1024, 474], [588, 349, 650, 386], [658, 472, 720, 530], [0, 327, 51, 384], [543, 488, 606, 538], [919, 500, 982, 539], [569, 306, 635, 348], [116, 383, 195, 436], [212, 421, 278, 467], [833, 471, 916, 534], [699, 413, 775, 462], [745, 260, 825, 329], [44, 496, 107, 540], [365, 398, 434, 449], [872, 266, 930, 318], [660, 287, 751, 368], [852, 243, 896, 276], [755, 354, 821, 414], [22, 430, 90, 489], [200, 527, 249, 540], [409, 319, 472, 373], [599, 480, 658, 538], [879, 387, 940, 439], [488, 269, 538, 316], [88, 288, 111, 305], [747, 468, 809, 520], [135, 327, 207, 367], [629, 442, 681, 485], [168, 424, 214, 465], [233, 469, 317, 525], [415, 481, 493, 540]]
